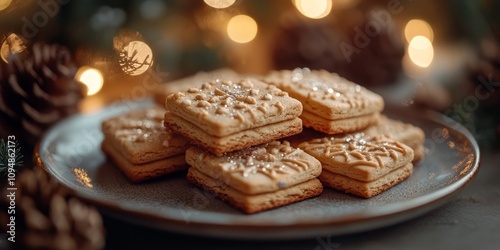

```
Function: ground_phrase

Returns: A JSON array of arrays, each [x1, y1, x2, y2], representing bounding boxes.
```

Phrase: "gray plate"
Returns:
[[36, 99, 480, 239]]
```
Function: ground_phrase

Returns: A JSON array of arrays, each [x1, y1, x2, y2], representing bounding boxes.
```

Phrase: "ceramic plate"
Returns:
[[36, 99, 480, 239]]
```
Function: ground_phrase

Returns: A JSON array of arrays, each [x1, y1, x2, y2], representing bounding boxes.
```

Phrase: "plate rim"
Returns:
[[35, 101, 481, 239]]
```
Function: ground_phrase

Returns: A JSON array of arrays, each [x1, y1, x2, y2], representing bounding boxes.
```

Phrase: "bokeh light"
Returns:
[[204, 0, 236, 9], [227, 15, 258, 43], [294, 0, 332, 19], [0, 0, 12, 11], [120, 40, 154, 76], [76, 67, 104, 96], [404, 19, 434, 43], [1, 33, 27, 63], [408, 36, 434, 68]]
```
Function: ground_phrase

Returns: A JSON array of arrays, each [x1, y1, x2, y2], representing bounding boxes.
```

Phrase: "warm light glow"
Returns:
[[73, 168, 93, 188], [1, 33, 26, 63], [120, 40, 153, 76], [204, 0, 235, 9], [404, 19, 434, 43], [408, 36, 434, 68], [76, 67, 104, 96], [227, 15, 258, 44], [0, 0, 12, 11], [294, 0, 332, 19]]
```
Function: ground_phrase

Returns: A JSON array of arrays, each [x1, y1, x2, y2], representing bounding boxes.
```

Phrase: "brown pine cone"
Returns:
[[463, 39, 500, 145], [0, 43, 87, 140], [0, 167, 105, 250], [272, 6, 404, 87], [466, 39, 500, 108], [335, 7, 405, 87]]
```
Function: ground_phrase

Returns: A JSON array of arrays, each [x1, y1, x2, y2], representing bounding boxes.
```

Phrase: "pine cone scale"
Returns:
[[0, 43, 87, 139], [1, 168, 106, 249]]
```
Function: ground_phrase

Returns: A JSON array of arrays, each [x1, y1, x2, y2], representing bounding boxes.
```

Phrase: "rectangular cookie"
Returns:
[[264, 68, 384, 134], [166, 78, 302, 137], [165, 78, 303, 155], [102, 106, 191, 164], [166, 112, 302, 155], [362, 115, 425, 162], [301, 110, 380, 135], [153, 68, 240, 105], [102, 139, 187, 182], [101, 106, 191, 182], [319, 163, 413, 198], [299, 134, 414, 198], [185, 141, 323, 213], [187, 168, 323, 214], [299, 134, 414, 181]]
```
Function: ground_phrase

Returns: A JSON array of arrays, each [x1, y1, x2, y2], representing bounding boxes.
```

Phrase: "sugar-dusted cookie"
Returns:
[[300, 110, 380, 135], [102, 139, 187, 182], [102, 106, 190, 163], [319, 163, 413, 198], [153, 68, 241, 105], [362, 115, 425, 162], [264, 68, 384, 134], [299, 133, 414, 198], [101, 106, 191, 182], [166, 111, 302, 156], [165, 78, 303, 155], [185, 141, 323, 213]]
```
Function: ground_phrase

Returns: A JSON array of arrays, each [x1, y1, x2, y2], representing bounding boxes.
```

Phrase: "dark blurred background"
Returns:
[[0, 0, 497, 75], [0, 2, 499, 249], [1, 0, 500, 146]]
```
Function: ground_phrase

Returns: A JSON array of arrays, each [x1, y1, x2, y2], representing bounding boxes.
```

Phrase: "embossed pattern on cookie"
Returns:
[[264, 68, 384, 119], [102, 106, 190, 164], [300, 133, 409, 168], [106, 108, 167, 144], [186, 141, 322, 194], [153, 68, 240, 104], [166, 78, 302, 137], [174, 79, 288, 122], [288, 67, 367, 109], [222, 141, 311, 180], [361, 115, 425, 162], [299, 133, 414, 182]]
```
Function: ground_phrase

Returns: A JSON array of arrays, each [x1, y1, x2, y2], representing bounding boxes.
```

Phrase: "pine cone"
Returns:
[[334, 7, 405, 87], [0, 43, 87, 140], [272, 6, 404, 87], [0, 167, 105, 250], [467, 39, 500, 107], [464, 38, 500, 145]]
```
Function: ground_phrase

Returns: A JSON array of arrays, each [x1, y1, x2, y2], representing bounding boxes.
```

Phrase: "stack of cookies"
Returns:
[[264, 68, 384, 134], [163, 78, 303, 155], [263, 67, 424, 198], [163, 77, 324, 213], [101, 67, 425, 213], [101, 106, 191, 182], [185, 141, 323, 214], [298, 134, 414, 198]]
